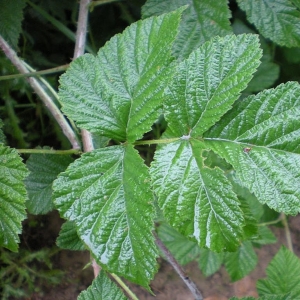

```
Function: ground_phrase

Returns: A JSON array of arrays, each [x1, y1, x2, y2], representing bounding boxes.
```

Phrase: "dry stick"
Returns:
[[0, 35, 80, 150], [154, 232, 204, 300]]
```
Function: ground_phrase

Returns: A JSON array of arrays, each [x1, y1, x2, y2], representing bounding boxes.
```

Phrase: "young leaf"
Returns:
[[78, 270, 127, 300], [142, 0, 232, 60], [164, 34, 262, 138], [198, 248, 223, 277], [157, 222, 200, 265], [237, 0, 300, 47], [53, 145, 158, 288], [58, 8, 184, 142], [0, 145, 28, 251], [224, 241, 257, 281], [150, 139, 244, 252], [56, 221, 85, 251], [205, 82, 300, 215], [25, 151, 74, 214], [257, 247, 300, 297], [0, 0, 26, 49]]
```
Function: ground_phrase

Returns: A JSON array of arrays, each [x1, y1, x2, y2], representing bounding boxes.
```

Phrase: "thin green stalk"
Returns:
[[133, 137, 180, 145], [111, 273, 139, 300], [17, 148, 82, 155], [258, 215, 283, 227], [0, 64, 69, 81], [281, 213, 294, 253], [89, 0, 122, 11]]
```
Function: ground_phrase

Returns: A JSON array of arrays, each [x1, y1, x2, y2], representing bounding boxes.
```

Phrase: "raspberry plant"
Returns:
[[2, 0, 300, 299]]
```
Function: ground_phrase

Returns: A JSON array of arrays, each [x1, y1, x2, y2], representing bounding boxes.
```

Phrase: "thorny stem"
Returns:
[[111, 273, 139, 300], [154, 232, 204, 300], [0, 35, 81, 149]]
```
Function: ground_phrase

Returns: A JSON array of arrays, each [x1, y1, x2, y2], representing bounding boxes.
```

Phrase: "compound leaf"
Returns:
[[224, 241, 257, 281], [58, 8, 184, 142], [0, 0, 26, 49], [205, 82, 300, 215], [164, 34, 261, 138], [0, 145, 28, 251], [150, 139, 244, 252], [142, 0, 232, 59], [237, 0, 300, 47], [257, 247, 300, 297], [78, 270, 127, 300], [56, 221, 85, 251], [53, 145, 157, 288], [25, 151, 74, 214]]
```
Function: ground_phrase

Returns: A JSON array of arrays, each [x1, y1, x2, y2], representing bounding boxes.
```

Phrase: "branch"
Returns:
[[154, 231, 204, 300], [0, 35, 81, 149]]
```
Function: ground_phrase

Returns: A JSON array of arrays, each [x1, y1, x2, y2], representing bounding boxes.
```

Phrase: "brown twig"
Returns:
[[154, 231, 204, 300], [0, 35, 81, 149]]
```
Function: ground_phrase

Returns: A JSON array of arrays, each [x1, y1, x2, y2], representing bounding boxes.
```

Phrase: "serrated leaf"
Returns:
[[56, 221, 85, 251], [150, 139, 244, 252], [164, 34, 262, 138], [53, 145, 157, 288], [142, 0, 232, 60], [25, 151, 74, 215], [0, 145, 28, 251], [253, 226, 277, 245], [157, 222, 200, 265], [198, 248, 223, 277], [224, 241, 257, 281], [205, 82, 300, 215], [78, 270, 128, 300], [237, 0, 300, 47], [58, 8, 184, 143], [0, 0, 26, 49], [257, 247, 300, 297]]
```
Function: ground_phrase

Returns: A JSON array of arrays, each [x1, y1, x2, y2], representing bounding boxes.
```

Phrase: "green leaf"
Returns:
[[157, 222, 200, 265], [25, 151, 74, 214], [58, 8, 184, 142], [257, 247, 300, 297], [205, 82, 300, 215], [53, 145, 158, 288], [78, 270, 127, 300], [142, 0, 232, 60], [56, 221, 85, 251], [198, 248, 223, 277], [0, 145, 28, 251], [0, 0, 26, 49], [164, 34, 262, 138], [237, 0, 300, 47], [253, 226, 277, 245], [224, 241, 258, 281], [150, 139, 244, 252], [231, 295, 294, 300]]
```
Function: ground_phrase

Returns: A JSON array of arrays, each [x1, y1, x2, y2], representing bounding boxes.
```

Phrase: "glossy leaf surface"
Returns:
[[78, 270, 127, 300], [164, 34, 261, 138], [142, 0, 232, 59], [53, 145, 157, 288], [25, 151, 74, 214], [257, 247, 300, 297], [0, 145, 28, 251], [58, 9, 183, 142], [205, 82, 300, 215], [237, 0, 300, 47], [150, 139, 244, 252], [56, 221, 85, 251]]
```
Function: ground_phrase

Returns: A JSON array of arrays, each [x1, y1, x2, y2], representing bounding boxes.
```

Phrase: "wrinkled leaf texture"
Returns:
[[151, 34, 261, 252], [0, 145, 28, 251], [142, 0, 232, 59], [237, 0, 300, 47]]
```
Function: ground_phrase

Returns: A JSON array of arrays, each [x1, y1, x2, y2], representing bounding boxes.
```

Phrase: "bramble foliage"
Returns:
[[1, 0, 300, 298]]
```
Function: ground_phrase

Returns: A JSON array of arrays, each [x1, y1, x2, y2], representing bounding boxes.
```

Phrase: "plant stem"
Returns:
[[0, 64, 69, 81], [111, 273, 139, 300], [0, 34, 81, 149], [17, 148, 82, 155], [154, 232, 203, 300], [258, 215, 283, 226], [133, 137, 180, 145], [281, 213, 294, 253]]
